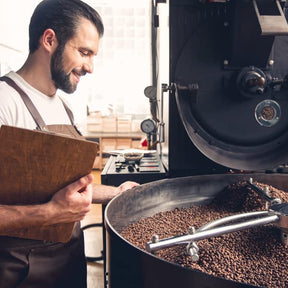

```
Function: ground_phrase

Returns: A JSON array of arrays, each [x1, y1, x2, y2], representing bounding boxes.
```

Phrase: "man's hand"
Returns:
[[116, 181, 139, 193], [0, 174, 94, 233], [47, 174, 94, 224]]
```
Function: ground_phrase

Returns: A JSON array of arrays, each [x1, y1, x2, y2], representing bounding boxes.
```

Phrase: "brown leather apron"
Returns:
[[0, 76, 87, 288]]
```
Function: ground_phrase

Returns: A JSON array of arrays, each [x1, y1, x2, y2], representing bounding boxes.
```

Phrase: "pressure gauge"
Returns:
[[144, 86, 157, 100], [140, 119, 157, 134]]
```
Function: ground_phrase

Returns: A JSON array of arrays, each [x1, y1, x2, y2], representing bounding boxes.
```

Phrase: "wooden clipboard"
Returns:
[[0, 125, 98, 242]]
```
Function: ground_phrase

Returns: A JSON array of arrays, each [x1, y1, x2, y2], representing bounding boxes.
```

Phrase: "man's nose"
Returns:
[[83, 58, 94, 74]]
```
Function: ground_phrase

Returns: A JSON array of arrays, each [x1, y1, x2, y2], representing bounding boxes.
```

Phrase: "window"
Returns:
[[0, 0, 152, 126], [63, 0, 152, 124]]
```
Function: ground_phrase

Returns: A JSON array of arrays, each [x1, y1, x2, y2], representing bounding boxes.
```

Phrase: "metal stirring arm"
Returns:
[[146, 210, 280, 260], [246, 178, 282, 206], [146, 177, 288, 262]]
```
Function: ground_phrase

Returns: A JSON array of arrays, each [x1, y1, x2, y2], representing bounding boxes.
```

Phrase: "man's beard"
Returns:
[[50, 45, 77, 94]]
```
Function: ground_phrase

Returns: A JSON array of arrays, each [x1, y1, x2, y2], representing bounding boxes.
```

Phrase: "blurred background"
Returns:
[[0, 0, 153, 128]]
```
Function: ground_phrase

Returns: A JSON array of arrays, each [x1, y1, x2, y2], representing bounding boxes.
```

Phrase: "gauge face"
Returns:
[[141, 119, 156, 133], [144, 86, 157, 100]]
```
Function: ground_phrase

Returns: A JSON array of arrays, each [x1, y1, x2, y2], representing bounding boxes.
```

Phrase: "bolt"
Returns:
[[188, 226, 196, 234], [268, 59, 274, 66], [188, 247, 199, 262], [187, 242, 200, 262], [152, 234, 159, 243]]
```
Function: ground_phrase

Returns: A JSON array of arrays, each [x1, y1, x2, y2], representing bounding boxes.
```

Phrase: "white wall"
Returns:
[[0, 1, 40, 70], [0, 0, 151, 128]]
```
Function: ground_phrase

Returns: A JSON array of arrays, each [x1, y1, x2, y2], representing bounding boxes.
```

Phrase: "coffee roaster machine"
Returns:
[[163, 0, 288, 177], [104, 1, 288, 287]]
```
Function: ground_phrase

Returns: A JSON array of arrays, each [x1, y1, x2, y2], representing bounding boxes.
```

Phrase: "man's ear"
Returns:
[[41, 28, 58, 53]]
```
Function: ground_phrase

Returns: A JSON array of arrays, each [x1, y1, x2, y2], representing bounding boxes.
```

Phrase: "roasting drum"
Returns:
[[173, 13, 288, 170], [166, 1, 288, 175], [105, 173, 288, 288]]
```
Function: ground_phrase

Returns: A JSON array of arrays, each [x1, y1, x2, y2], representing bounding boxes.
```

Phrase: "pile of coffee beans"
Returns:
[[121, 181, 288, 288]]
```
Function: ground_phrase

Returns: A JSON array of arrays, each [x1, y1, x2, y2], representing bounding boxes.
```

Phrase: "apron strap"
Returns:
[[0, 76, 47, 130], [60, 99, 83, 136], [0, 76, 77, 132]]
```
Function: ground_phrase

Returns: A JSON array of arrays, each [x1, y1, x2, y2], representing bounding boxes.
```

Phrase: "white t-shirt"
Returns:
[[0, 71, 72, 130]]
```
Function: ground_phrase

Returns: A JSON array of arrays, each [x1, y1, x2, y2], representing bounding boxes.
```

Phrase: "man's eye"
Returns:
[[80, 50, 89, 56]]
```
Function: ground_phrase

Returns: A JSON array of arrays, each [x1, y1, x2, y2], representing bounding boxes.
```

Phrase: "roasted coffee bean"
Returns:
[[121, 181, 288, 288]]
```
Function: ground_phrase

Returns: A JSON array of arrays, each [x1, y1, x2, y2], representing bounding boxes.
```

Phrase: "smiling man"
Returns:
[[0, 0, 104, 127], [0, 1, 138, 287]]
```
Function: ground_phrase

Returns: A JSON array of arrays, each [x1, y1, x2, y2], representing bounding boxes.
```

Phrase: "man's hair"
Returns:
[[29, 0, 104, 53]]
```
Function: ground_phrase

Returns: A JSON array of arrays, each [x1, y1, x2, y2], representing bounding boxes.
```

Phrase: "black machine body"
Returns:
[[161, 0, 288, 177]]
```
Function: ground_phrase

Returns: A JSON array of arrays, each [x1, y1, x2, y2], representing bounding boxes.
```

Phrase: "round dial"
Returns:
[[140, 119, 156, 134], [144, 86, 157, 100]]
